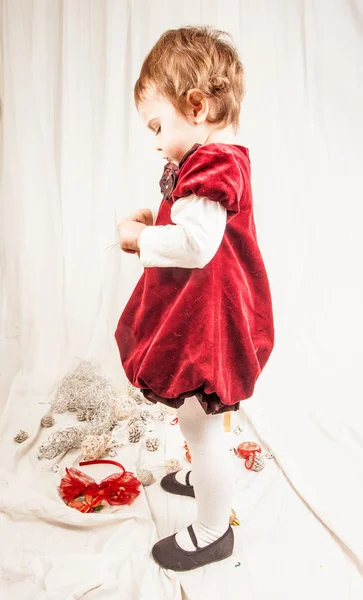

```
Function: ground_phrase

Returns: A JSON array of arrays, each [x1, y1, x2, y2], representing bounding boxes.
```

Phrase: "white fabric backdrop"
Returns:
[[1, 0, 363, 598]]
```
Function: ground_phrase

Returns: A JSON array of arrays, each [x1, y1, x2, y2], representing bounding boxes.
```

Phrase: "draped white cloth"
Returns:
[[1, 0, 363, 598]]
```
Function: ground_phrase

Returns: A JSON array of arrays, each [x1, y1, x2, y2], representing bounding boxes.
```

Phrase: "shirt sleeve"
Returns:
[[172, 143, 244, 215], [139, 194, 227, 269]]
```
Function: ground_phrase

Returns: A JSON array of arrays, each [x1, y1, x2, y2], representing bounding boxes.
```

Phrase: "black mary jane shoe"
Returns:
[[151, 524, 234, 571], [160, 470, 195, 498]]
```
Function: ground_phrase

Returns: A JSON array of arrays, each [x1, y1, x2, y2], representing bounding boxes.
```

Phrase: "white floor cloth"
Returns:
[[1, 396, 362, 600], [1, 0, 363, 598]]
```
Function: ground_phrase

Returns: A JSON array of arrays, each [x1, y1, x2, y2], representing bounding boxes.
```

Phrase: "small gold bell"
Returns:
[[229, 508, 240, 526]]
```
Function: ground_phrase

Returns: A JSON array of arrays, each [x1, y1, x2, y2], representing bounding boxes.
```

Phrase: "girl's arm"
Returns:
[[138, 195, 227, 269]]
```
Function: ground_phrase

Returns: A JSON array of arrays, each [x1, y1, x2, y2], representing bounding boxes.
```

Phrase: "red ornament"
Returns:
[[236, 441, 261, 458], [236, 442, 261, 470], [184, 441, 192, 463], [58, 459, 141, 513]]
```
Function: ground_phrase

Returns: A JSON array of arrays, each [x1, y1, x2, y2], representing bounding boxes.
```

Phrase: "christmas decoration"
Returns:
[[128, 409, 154, 430], [164, 459, 182, 474], [38, 427, 84, 460], [126, 382, 145, 404], [184, 441, 192, 462], [138, 409, 154, 425], [163, 404, 178, 416], [229, 508, 240, 526], [232, 425, 243, 436], [155, 404, 177, 421], [111, 395, 137, 421], [235, 441, 265, 471], [81, 433, 110, 461], [14, 430, 29, 443], [58, 459, 141, 513], [128, 425, 143, 443], [127, 415, 145, 430], [146, 437, 160, 451], [41, 414, 55, 428], [236, 441, 261, 458], [38, 360, 126, 460], [136, 468, 155, 486], [107, 423, 127, 449], [247, 453, 265, 472]]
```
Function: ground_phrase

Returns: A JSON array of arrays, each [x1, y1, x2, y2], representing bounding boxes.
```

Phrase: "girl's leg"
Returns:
[[174, 396, 235, 550]]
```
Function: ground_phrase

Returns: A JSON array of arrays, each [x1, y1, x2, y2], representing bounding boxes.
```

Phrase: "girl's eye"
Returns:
[[155, 127, 161, 136]]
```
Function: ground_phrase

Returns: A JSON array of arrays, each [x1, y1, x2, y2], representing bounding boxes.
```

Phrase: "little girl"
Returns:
[[115, 25, 274, 571]]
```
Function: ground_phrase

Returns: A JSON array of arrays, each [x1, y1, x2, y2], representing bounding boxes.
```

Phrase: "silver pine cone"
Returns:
[[146, 437, 160, 452]]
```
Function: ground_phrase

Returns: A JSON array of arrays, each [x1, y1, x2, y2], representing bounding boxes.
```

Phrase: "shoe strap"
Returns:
[[185, 470, 192, 487], [187, 524, 200, 550]]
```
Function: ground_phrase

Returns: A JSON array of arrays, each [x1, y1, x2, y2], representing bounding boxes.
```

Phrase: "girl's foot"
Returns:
[[175, 469, 193, 486], [152, 523, 234, 571], [160, 470, 195, 497], [175, 520, 230, 551]]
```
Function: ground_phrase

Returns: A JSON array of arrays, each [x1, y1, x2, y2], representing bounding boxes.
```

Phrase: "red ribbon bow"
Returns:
[[59, 459, 141, 513]]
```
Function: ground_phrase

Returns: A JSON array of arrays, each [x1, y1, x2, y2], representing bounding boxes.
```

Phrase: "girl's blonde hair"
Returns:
[[134, 25, 245, 135]]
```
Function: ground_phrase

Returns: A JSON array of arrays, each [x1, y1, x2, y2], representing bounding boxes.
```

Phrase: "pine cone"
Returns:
[[128, 416, 145, 431], [164, 458, 182, 474], [128, 425, 143, 443], [41, 414, 55, 428], [146, 437, 160, 452], [14, 430, 29, 443], [138, 409, 153, 424], [127, 382, 144, 404]]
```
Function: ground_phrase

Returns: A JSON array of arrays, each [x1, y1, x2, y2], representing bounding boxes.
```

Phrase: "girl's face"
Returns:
[[139, 87, 208, 166]]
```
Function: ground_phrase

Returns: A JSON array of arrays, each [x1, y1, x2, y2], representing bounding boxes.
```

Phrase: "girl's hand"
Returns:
[[117, 220, 147, 254], [118, 208, 154, 228]]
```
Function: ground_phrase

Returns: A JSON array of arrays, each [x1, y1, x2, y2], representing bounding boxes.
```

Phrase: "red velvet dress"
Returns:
[[115, 142, 275, 415]]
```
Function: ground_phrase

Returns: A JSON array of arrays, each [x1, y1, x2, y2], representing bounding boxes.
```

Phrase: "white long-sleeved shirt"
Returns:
[[139, 194, 227, 269]]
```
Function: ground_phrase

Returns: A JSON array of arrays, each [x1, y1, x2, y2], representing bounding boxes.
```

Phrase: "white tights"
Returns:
[[174, 396, 235, 550]]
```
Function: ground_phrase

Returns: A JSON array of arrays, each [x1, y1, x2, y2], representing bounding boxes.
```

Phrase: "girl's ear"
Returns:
[[186, 89, 209, 123]]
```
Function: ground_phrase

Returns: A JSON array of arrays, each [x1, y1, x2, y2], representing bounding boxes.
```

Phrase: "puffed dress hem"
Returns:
[[139, 384, 240, 415]]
